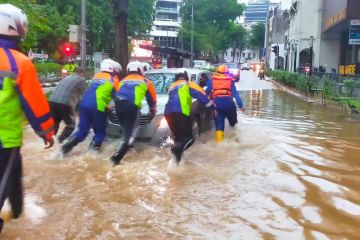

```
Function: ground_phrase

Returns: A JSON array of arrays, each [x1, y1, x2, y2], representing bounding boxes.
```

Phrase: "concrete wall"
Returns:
[[269, 43, 285, 69], [319, 39, 341, 71]]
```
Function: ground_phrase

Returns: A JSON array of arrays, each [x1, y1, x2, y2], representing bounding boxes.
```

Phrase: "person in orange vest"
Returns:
[[206, 64, 245, 142], [0, 4, 54, 233]]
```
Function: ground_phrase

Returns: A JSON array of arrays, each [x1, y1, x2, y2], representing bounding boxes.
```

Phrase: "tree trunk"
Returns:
[[232, 45, 237, 63], [114, 0, 129, 76]]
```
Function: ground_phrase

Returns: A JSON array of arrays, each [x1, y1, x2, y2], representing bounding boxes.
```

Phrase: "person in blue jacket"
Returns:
[[165, 72, 215, 163], [61, 59, 120, 155]]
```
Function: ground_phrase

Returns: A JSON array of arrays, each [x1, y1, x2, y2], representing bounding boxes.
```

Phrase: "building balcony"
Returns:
[[156, 8, 178, 14], [153, 20, 181, 26], [150, 30, 178, 38]]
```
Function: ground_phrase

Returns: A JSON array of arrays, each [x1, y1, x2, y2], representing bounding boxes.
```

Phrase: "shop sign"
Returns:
[[325, 8, 347, 29], [339, 64, 356, 75]]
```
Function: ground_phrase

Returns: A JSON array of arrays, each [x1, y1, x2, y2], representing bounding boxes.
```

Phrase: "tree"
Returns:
[[249, 22, 265, 48], [179, 0, 245, 60], [3, 0, 155, 64], [128, 0, 155, 39], [113, 0, 128, 75]]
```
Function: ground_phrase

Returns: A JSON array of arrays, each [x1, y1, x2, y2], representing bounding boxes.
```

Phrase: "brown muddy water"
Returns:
[[2, 89, 360, 240]]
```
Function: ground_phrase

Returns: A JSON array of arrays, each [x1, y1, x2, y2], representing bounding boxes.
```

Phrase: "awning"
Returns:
[[139, 44, 193, 58]]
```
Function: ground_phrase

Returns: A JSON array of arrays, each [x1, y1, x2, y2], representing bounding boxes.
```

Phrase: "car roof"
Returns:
[[146, 68, 210, 75]]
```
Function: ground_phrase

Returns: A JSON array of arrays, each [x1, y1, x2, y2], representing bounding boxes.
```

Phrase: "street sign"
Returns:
[[260, 48, 267, 57], [28, 49, 48, 60], [33, 53, 48, 59], [68, 25, 80, 43], [28, 48, 34, 59], [349, 20, 360, 45]]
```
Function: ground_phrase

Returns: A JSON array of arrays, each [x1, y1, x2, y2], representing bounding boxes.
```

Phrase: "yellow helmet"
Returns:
[[216, 64, 229, 74]]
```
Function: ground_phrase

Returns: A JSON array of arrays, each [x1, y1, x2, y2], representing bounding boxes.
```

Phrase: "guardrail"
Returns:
[[296, 71, 360, 99]]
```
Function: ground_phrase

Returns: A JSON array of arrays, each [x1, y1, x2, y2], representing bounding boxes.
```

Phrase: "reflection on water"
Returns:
[[2, 90, 360, 239]]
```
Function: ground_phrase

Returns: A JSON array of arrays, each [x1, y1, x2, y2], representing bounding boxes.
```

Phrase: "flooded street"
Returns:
[[3, 72, 360, 239]]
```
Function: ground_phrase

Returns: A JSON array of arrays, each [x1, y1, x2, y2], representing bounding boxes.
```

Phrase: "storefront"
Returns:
[[322, 0, 360, 74]]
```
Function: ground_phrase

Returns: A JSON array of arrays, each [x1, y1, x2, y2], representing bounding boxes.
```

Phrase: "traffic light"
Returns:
[[272, 45, 279, 56], [62, 42, 74, 56]]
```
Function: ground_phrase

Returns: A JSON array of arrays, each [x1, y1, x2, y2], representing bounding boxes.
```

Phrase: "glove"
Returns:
[[147, 108, 156, 118]]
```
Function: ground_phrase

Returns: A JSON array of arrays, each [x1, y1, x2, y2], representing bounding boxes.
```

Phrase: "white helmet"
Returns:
[[127, 61, 148, 76], [0, 4, 28, 38], [112, 60, 122, 73], [100, 59, 115, 73]]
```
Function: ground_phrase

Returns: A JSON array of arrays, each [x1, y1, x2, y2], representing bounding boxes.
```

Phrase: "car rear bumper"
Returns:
[[106, 112, 172, 144]]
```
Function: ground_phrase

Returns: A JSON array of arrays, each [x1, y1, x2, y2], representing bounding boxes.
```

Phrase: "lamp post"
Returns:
[[309, 36, 314, 76], [80, 0, 87, 70], [190, 2, 194, 63], [293, 42, 297, 72]]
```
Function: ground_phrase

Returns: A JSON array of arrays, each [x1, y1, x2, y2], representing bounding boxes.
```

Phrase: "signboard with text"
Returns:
[[349, 20, 360, 45]]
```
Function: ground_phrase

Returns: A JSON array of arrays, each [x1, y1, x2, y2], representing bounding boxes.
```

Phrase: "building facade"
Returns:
[[244, 1, 271, 25], [286, 0, 323, 72], [285, 0, 360, 73], [150, 0, 182, 49], [321, 0, 360, 74]]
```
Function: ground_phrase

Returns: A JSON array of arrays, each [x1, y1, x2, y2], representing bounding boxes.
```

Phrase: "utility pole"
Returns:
[[190, 2, 194, 63], [309, 36, 314, 76], [80, 0, 87, 70]]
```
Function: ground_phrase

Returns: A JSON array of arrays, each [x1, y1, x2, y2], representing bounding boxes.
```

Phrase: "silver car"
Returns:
[[106, 68, 214, 144]]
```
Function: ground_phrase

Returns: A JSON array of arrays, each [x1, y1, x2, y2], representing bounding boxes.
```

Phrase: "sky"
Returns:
[[238, 0, 292, 9]]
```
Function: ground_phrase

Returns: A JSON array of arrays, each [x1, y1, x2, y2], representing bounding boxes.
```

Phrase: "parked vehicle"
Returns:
[[241, 63, 250, 71], [258, 69, 265, 80], [192, 60, 210, 69], [223, 62, 240, 82], [106, 68, 214, 144]]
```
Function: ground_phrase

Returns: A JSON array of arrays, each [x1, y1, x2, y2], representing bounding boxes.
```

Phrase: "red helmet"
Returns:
[[216, 65, 229, 74]]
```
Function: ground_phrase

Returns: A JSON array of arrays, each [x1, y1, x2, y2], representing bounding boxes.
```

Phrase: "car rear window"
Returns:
[[145, 73, 176, 94], [225, 63, 238, 69]]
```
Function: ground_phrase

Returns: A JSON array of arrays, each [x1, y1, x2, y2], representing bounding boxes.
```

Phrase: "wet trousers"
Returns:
[[50, 102, 76, 143], [111, 99, 140, 164], [165, 112, 194, 161], [73, 107, 107, 147], [0, 148, 23, 219], [213, 96, 238, 131], [115, 99, 140, 146]]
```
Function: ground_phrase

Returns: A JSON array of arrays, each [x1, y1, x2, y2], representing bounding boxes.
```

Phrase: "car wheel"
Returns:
[[192, 117, 200, 138]]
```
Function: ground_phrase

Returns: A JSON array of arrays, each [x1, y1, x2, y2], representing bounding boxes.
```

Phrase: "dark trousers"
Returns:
[[213, 97, 238, 131], [110, 99, 140, 164], [50, 102, 76, 142], [115, 99, 140, 146], [165, 112, 194, 155], [73, 107, 108, 146], [0, 148, 23, 219]]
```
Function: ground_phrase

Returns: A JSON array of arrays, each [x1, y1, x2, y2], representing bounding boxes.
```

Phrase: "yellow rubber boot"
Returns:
[[215, 130, 224, 143], [0, 211, 12, 223]]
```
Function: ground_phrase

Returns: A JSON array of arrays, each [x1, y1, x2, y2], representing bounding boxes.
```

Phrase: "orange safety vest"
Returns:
[[212, 74, 233, 98]]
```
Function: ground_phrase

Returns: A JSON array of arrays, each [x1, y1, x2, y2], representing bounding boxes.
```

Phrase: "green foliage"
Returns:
[[249, 23, 265, 48], [179, 0, 245, 58], [322, 78, 338, 100], [343, 79, 360, 98], [128, 0, 155, 39], [34, 62, 62, 73], [271, 70, 309, 94], [2, 0, 155, 57]]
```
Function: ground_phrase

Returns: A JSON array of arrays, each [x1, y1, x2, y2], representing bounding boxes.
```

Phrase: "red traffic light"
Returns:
[[63, 43, 74, 56]]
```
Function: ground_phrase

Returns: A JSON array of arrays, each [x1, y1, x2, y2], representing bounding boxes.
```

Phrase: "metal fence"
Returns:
[[302, 72, 360, 99]]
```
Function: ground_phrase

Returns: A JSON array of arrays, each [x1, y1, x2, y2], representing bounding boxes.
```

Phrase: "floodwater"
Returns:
[[2, 89, 360, 239]]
